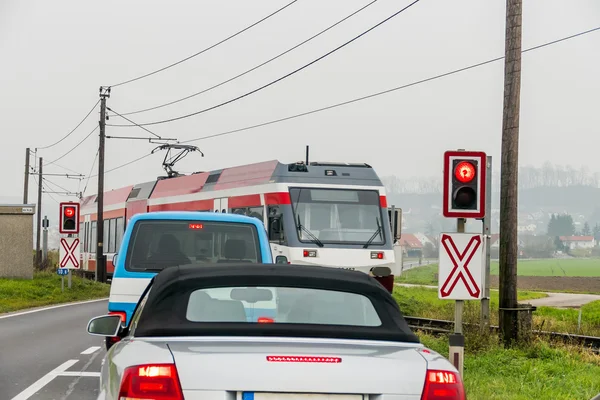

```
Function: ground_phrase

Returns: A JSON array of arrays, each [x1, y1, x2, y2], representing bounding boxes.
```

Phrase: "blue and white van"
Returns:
[[106, 211, 273, 348]]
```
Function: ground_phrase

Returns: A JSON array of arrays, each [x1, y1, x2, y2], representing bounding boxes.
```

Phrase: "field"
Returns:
[[418, 333, 600, 400], [399, 258, 600, 294], [0, 272, 110, 313]]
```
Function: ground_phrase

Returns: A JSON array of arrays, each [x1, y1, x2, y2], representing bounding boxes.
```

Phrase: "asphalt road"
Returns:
[[0, 299, 108, 400]]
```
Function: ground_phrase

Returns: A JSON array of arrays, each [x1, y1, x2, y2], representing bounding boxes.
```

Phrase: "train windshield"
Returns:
[[124, 220, 261, 272], [289, 188, 384, 246]]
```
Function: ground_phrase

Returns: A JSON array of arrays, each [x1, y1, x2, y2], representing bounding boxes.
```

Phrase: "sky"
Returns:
[[1, 0, 599, 225]]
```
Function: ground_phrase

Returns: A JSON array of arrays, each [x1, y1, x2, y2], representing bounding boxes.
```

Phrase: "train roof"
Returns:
[[80, 159, 384, 208]]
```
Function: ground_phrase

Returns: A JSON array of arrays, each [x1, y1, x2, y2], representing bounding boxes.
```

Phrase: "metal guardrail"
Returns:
[[404, 316, 600, 351]]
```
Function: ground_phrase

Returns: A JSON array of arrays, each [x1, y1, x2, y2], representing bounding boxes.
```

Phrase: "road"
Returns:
[[395, 283, 600, 308], [0, 299, 108, 400]]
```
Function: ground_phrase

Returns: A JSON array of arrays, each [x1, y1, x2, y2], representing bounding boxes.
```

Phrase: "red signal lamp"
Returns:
[[189, 223, 204, 230], [454, 161, 476, 183], [64, 207, 75, 218]]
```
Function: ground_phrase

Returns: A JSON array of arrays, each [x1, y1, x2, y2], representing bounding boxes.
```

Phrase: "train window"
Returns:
[[248, 206, 264, 222], [115, 217, 124, 251], [104, 220, 111, 253], [91, 221, 97, 254]]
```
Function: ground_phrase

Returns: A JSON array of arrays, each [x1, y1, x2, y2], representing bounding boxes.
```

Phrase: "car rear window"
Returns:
[[125, 220, 261, 271], [185, 286, 382, 327]]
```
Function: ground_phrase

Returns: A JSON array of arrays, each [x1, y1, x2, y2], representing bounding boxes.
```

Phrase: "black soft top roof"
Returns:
[[133, 263, 420, 344]]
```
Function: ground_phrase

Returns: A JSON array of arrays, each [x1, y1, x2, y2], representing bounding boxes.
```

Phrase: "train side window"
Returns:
[[248, 206, 264, 222], [91, 221, 97, 255], [268, 206, 285, 244], [115, 217, 124, 251], [105, 219, 112, 253]]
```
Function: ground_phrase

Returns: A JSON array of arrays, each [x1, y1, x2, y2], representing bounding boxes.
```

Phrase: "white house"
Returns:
[[559, 236, 596, 250]]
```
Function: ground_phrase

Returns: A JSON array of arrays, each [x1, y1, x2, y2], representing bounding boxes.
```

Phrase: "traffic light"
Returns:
[[443, 151, 486, 219], [59, 202, 80, 234]]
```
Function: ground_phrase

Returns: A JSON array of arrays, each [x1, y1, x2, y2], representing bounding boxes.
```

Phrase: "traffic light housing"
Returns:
[[59, 202, 80, 234], [443, 151, 486, 219]]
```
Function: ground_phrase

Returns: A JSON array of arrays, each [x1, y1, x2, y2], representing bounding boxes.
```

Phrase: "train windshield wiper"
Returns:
[[296, 214, 324, 247], [363, 217, 382, 249]]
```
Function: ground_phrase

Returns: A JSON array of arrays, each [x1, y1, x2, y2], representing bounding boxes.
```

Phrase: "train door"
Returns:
[[213, 198, 229, 213]]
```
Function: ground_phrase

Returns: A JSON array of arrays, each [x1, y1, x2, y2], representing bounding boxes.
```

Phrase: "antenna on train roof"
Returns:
[[151, 143, 203, 178]]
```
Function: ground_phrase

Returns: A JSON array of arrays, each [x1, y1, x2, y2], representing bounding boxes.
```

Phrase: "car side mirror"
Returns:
[[112, 253, 118, 265], [87, 315, 122, 337]]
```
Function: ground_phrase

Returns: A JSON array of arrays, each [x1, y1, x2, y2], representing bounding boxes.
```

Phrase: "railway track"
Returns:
[[404, 316, 600, 352]]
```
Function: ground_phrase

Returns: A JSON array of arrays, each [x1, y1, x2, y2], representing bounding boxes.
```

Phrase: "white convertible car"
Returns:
[[87, 263, 466, 400]]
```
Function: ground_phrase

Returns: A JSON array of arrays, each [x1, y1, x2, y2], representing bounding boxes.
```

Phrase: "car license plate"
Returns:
[[242, 393, 363, 400]]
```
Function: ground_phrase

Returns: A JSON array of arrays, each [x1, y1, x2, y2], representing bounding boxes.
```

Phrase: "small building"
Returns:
[[0, 204, 36, 279], [398, 233, 423, 258], [559, 235, 596, 250]]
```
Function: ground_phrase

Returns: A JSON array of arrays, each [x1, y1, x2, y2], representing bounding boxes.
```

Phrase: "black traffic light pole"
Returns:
[[97, 87, 110, 283]]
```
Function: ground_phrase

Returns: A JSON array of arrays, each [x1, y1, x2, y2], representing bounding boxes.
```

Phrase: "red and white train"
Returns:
[[79, 159, 402, 283]]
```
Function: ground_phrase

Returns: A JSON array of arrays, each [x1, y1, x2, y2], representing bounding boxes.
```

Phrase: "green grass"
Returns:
[[490, 258, 600, 277], [397, 264, 439, 285], [534, 300, 600, 336], [418, 333, 600, 400], [392, 285, 546, 323], [0, 272, 110, 314]]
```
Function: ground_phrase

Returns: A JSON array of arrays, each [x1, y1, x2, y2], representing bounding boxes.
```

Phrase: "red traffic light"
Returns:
[[59, 202, 80, 234], [454, 161, 476, 183], [64, 207, 75, 218]]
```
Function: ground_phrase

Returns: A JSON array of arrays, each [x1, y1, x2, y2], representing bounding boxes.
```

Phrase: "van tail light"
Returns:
[[119, 363, 183, 400], [109, 311, 127, 324], [421, 369, 465, 399]]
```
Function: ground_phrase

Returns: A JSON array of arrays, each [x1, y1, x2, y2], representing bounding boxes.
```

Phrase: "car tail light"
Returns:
[[421, 369, 465, 400], [118, 363, 183, 400]]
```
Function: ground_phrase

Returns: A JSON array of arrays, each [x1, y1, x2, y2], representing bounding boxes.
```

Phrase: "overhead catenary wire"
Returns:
[[82, 149, 100, 196], [42, 177, 73, 195], [36, 99, 100, 150], [106, 107, 162, 138], [109, 0, 300, 88], [114, 0, 379, 117], [107, 0, 422, 127], [101, 25, 600, 175], [44, 125, 99, 166]]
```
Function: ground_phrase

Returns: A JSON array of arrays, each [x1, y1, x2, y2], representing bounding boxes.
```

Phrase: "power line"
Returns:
[[178, 25, 600, 144], [36, 99, 100, 150], [88, 152, 155, 179], [33, 174, 59, 204], [43, 177, 74, 195], [83, 148, 99, 196], [44, 162, 83, 175], [114, 0, 379, 117], [102, 25, 600, 175], [44, 126, 98, 166], [107, 0, 422, 127], [106, 107, 164, 139], [109, 0, 300, 88]]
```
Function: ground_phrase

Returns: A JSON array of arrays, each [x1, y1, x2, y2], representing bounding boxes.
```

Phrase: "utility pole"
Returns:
[[24, 148, 30, 204], [36, 157, 43, 268], [97, 86, 110, 283], [499, 0, 522, 346]]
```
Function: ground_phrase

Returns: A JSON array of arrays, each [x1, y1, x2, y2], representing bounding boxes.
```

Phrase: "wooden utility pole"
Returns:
[[499, 0, 522, 345], [24, 148, 30, 204], [36, 157, 43, 268], [96, 86, 110, 283]]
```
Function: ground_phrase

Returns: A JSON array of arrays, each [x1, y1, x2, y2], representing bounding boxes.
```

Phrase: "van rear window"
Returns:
[[125, 220, 260, 271]]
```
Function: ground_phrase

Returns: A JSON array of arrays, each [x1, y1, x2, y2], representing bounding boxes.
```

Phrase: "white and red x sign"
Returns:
[[59, 237, 80, 269], [437, 233, 485, 300]]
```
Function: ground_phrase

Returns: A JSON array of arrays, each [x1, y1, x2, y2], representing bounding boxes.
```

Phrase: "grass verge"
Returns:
[[418, 332, 600, 400], [0, 271, 110, 314]]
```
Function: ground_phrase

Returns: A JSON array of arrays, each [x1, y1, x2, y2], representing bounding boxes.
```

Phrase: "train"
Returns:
[[79, 159, 403, 284]]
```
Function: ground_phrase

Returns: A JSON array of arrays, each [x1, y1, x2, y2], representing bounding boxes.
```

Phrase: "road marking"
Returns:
[[57, 371, 101, 377], [0, 298, 108, 320], [10, 359, 79, 400], [81, 346, 101, 355]]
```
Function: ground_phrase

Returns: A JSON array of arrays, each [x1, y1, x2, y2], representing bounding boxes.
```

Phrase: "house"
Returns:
[[398, 234, 424, 257], [559, 236, 596, 250]]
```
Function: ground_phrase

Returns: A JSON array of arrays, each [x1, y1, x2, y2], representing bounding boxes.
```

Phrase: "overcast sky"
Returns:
[[1, 0, 599, 221]]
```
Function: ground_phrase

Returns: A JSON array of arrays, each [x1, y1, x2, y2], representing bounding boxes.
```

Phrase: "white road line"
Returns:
[[57, 371, 101, 377], [81, 346, 101, 355], [0, 298, 108, 320], [10, 359, 79, 400]]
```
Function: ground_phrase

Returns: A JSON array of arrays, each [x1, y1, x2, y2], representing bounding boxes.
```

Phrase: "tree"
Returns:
[[547, 213, 575, 237], [582, 222, 591, 236], [594, 223, 600, 242]]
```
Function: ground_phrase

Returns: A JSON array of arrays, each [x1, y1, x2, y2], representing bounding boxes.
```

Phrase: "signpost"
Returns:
[[440, 149, 490, 378], [57, 268, 69, 292], [58, 202, 81, 291]]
